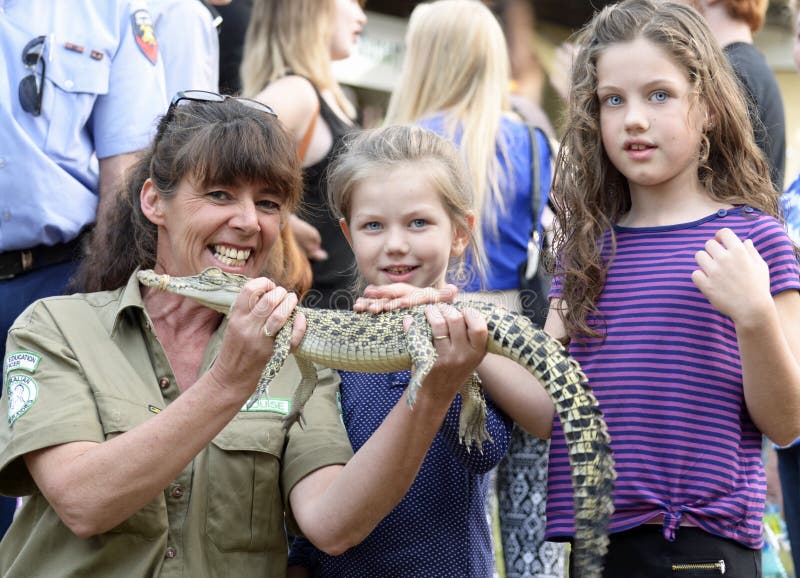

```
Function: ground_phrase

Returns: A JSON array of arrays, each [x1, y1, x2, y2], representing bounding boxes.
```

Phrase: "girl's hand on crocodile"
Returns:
[[354, 283, 458, 313], [423, 304, 488, 399]]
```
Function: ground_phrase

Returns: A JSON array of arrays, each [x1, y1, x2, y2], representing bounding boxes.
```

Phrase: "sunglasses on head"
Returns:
[[155, 90, 278, 143], [18, 35, 47, 116], [168, 89, 276, 121]]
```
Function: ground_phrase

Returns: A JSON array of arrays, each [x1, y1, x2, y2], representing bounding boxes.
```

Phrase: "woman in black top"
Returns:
[[241, 0, 367, 308]]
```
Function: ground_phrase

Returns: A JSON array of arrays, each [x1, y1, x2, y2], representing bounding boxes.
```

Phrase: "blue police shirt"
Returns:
[[0, 0, 167, 252], [149, 0, 219, 100], [782, 173, 800, 247], [779, 173, 800, 450]]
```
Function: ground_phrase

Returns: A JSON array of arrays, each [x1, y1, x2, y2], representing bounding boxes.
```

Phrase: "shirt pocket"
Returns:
[[42, 46, 110, 155], [205, 412, 287, 552], [94, 393, 168, 541]]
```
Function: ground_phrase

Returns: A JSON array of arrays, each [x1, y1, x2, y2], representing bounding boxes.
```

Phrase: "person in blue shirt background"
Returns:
[[148, 0, 224, 98], [777, 7, 800, 575], [0, 0, 167, 537]]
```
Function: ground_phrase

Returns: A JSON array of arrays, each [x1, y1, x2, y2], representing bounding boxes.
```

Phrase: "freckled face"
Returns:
[[596, 37, 707, 196], [147, 178, 285, 278], [329, 0, 366, 61], [345, 165, 469, 289]]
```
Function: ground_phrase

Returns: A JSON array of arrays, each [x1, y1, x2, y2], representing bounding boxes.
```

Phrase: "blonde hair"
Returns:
[[328, 125, 486, 288], [384, 0, 511, 252], [552, 0, 778, 339], [241, 0, 356, 118]]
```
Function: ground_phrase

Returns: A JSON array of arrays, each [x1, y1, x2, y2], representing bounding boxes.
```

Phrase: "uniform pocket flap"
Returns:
[[211, 412, 285, 457], [95, 393, 157, 435], [48, 48, 110, 95]]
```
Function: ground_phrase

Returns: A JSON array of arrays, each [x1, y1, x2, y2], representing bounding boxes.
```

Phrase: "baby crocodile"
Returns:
[[137, 267, 615, 577]]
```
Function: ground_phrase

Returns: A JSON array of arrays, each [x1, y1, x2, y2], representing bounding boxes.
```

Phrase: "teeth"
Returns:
[[217, 254, 240, 266], [213, 245, 251, 266], [630, 144, 647, 150]]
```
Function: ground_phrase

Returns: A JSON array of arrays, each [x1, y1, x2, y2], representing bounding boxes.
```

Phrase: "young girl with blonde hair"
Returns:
[[385, 2, 564, 575], [287, 124, 553, 577], [241, 0, 366, 308], [543, 0, 800, 574]]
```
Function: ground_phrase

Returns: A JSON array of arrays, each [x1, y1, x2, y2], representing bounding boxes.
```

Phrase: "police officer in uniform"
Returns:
[[0, 0, 167, 535]]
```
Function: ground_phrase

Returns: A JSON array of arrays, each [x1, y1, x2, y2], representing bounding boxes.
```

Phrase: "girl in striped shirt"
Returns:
[[544, 0, 800, 576]]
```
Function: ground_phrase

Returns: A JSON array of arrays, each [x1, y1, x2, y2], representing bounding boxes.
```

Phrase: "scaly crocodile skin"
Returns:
[[137, 267, 615, 577]]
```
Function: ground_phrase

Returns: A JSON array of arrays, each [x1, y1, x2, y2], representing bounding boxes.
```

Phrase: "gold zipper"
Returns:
[[671, 560, 726, 574]]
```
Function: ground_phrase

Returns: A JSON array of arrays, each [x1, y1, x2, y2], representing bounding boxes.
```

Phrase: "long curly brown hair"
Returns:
[[73, 98, 309, 294], [551, 0, 778, 339]]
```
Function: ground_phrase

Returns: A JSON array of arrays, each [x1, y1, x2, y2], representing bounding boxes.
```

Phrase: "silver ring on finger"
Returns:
[[264, 324, 274, 339]]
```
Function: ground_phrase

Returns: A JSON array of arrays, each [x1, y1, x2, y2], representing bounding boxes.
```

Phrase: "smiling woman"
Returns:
[[74, 93, 307, 294]]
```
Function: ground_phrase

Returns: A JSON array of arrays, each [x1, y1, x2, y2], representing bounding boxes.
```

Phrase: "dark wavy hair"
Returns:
[[73, 98, 309, 294], [551, 0, 778, 339]]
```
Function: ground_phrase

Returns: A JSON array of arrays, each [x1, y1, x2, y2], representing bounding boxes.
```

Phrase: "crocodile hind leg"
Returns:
[[458, 372, 491, 453], [282, 356, 318, 431]]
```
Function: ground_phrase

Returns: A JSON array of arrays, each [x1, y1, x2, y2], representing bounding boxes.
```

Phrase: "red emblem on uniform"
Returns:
[[131, 9, 158, 65]]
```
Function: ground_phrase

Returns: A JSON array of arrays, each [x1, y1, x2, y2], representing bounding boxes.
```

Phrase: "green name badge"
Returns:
[[240, 398, 290, 415]]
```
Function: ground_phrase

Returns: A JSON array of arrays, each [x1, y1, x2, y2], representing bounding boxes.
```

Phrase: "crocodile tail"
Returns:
[[478, 306, 615, 578]]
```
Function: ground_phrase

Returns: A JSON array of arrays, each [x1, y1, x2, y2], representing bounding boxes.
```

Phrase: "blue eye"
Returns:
[[651, 90, 669, 102], [364, 221, 382, 231], [604, 95, 623, 106], [410, 218, 427, 228]]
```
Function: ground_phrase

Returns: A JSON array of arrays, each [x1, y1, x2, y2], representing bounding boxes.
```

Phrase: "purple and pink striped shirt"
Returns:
[[547, 206, 800, 548]]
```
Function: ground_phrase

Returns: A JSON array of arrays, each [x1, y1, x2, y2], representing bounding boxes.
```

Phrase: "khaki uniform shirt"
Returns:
[[0, 272, 353, 577]]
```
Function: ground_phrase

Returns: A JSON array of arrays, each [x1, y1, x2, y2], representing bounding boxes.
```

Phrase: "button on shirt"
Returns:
[[0, 0, 167, 252]]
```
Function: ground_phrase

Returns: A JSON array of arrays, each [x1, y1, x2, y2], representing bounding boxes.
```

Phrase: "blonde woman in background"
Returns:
[[382, 2, 566, 577], [241, 0, 366, 309]]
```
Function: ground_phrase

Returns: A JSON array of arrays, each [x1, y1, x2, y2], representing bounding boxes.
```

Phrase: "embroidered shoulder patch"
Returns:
[[240, 398, 290, 415], [4, 351, 41, 375], [7, 375, 38, 426], [131, 9, 158, 64]]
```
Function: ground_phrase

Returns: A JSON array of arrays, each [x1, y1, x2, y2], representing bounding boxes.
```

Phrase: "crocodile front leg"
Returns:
[[283, 356, 318, 431], [404, 310, 437, 407], [248, 315, 295, 408]]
